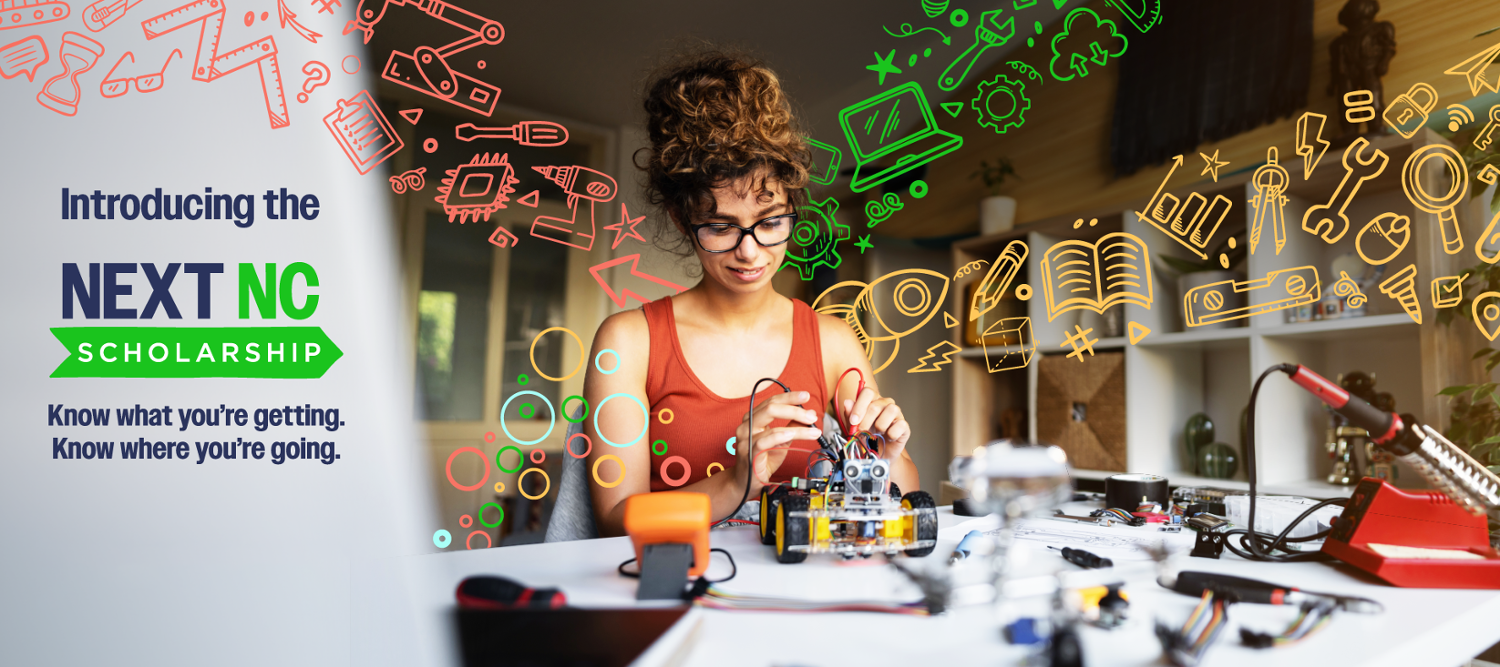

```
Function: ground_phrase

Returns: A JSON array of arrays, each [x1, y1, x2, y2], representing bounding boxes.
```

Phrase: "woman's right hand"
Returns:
[[734, 390, 822, 494]]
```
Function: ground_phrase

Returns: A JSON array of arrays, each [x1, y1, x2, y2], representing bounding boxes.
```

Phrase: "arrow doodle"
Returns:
[[589, 254, 688, 309]]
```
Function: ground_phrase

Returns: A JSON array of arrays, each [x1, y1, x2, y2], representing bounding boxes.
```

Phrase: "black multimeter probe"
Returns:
[[1049, 546, 1113, 569]]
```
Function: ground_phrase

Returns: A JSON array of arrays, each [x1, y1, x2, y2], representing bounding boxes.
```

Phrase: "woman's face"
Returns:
[[683, 177, 791, 294]]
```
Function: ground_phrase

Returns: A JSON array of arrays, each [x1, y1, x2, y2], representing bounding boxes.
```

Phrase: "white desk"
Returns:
[[412, 507, 1500, 667]]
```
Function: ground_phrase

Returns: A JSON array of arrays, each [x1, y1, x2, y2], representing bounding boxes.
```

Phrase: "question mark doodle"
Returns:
[[297, 60, 331, 103], [865, 192, 904, 227]]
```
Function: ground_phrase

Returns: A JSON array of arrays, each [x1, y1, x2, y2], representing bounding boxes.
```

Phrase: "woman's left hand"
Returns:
[[842, 388, 910, 461]]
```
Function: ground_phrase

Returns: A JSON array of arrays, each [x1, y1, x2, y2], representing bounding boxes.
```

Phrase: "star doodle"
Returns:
[[855, 234, 874, 254], [603, 203, 648, 250], [1200, 150, 1229, 182], [867, 50, 903, 86]]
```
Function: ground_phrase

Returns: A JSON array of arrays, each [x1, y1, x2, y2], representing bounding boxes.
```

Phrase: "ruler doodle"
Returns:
[[140, 0, 289, 129]]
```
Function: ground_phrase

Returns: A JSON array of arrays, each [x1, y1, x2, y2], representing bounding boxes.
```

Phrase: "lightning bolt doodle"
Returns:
[[1296, 112, 1331, 180], [907, 341, 961, 373]]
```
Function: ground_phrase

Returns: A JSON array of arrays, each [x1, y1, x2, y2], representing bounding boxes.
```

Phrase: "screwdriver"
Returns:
[[1049, 546, 1113, 569]]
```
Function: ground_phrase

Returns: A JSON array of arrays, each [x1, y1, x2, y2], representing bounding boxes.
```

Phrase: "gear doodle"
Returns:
[[781, 195, 851, 280], [971, 74, 1030, 134]]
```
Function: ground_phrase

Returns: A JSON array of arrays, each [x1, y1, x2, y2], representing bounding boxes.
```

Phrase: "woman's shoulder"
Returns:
[[812, 308, 862, 358], [593, 308, 650, 353]]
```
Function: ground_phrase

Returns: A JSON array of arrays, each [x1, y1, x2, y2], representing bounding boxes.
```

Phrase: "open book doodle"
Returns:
[[1040, 232, 1154, 321]]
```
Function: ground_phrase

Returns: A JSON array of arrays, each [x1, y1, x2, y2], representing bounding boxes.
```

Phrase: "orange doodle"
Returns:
[[36, 31, 102, 117], [436, 153, 520, 223], [344, 0, 504, 116], [274, 0, 318, 43], [487, 225, 519, 249], [0, 35, 48, 81], [142, 0, 291, 129], [0, 0, 69, 31], [99, 48, 180, 97], [589, 254, 688, 309], [83, 0, 142, 32], [296, 59, 329, 103], [388, 167, 424, 194], [603, 203, 647, 250], [1302, 137, 1388, 244], [323, 89, 403, 174], [455, 120, 568, 147], [530, 165, 617, 251]]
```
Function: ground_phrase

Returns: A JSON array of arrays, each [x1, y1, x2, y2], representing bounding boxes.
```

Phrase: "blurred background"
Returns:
[[382, 0, 1500, 547]]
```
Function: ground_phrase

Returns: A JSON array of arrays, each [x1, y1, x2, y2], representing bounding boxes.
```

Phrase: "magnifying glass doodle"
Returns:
[[1402, 144, 1467, 255]]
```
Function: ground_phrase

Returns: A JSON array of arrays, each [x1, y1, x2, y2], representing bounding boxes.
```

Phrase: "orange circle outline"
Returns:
[[519, 467, 551, 500], [465, 530, 492, 550], [530, 327, 585, 382], [658, 408, 675, 425], [445, 447, 490, 492], [660, 456, 691, 487], [459, 514, 473, 528], [592, 454, 626, 488]]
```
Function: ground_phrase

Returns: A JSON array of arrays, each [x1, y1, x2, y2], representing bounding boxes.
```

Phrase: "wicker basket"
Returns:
[[1036, 350, 1126, 470]]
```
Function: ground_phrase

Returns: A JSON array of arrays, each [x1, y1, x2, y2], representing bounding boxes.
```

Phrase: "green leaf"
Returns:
[[1440, 385, 1475, 396]]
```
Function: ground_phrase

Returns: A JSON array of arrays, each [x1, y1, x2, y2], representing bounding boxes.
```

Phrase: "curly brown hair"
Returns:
[[637, 49, 811, 251]]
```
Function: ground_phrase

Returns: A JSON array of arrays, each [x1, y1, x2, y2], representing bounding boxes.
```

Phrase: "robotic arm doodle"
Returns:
[[344, 0, 504, 116]]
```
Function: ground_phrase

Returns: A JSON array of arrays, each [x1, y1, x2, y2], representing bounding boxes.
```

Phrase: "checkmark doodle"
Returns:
[[1431, 272, 1468, 309]]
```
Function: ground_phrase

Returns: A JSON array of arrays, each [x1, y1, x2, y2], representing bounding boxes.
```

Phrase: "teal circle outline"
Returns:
[[593, 393, 649, 448], [501, 390, 555, 445], [909, 180, 929, 199], [433, 529, 452, 548], [562, 395, 589, 423], [652, 440, 668, 456], [478, 502, 505, 528], [595, 349, 621, 375], [495, 445, 523, 473], [950, 8, 968, 27]]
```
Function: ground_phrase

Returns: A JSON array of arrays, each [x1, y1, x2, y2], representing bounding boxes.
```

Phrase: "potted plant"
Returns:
[[970, 157, 1018, 235], [1158, 233, 1247, 330]]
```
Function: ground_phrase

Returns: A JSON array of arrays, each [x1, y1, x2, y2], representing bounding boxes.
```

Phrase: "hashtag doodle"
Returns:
[[312, 0, 339, 15], [907, 341, 961, 373], [1059, 325, 1098, 362]]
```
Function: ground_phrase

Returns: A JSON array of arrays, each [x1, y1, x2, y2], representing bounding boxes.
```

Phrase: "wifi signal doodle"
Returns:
[[435, 153, 519, 223], [907, 341, 961, 373], [1446, 104, 1476, 132]]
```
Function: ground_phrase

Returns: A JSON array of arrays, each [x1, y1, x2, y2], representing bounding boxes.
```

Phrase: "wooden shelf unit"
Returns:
[[949, 130, 1471, 499]]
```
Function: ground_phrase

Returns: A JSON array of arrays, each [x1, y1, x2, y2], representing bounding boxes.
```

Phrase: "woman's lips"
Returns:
[[728, 266, 765, 282]]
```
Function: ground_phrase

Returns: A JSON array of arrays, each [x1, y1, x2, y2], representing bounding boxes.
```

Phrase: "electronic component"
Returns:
[[1165, 571, 1382, 614], [435, 153, 520, 223], [1105, 473, 1168, 512], [623, 492, 710, 600], [1049, 545, 1112, 569], [1186, 513, 1229, 533]]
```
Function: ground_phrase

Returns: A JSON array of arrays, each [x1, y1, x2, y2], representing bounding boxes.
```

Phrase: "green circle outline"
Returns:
[[495, 445, 523, 474], [562, 395, 589, 423], [478, 502, 505, 528], [652, 439, 668, 456]]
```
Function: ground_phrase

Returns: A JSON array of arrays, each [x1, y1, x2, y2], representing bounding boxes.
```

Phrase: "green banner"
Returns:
[[51, 327, 343, 378]]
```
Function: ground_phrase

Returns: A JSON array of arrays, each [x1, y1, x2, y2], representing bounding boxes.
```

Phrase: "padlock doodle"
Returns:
[[865, 192, 903, 227]]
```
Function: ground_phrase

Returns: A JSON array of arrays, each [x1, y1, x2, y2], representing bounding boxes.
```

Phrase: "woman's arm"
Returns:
[[817, 314, 920, 494], [583, 311, 820, 537]]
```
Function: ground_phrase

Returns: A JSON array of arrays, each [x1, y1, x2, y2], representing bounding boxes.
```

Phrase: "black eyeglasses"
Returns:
[[689, 213, 797, 253]]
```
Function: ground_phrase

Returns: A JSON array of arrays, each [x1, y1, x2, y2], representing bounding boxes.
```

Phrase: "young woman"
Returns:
[[582, 50, 918, 537]]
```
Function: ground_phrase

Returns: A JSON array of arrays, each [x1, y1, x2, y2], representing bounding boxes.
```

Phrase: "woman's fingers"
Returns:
[[754, 425, 824, 449], [869, 399, 901, 434], [847, 387, 877, 427], [752, 402, 818, 430]]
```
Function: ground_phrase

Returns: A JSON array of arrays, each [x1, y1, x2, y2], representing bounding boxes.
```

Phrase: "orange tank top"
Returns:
[[642, 296, 828, 492]]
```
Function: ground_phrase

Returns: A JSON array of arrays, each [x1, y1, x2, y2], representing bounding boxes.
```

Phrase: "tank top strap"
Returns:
[[640, 297, 675, 399]]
